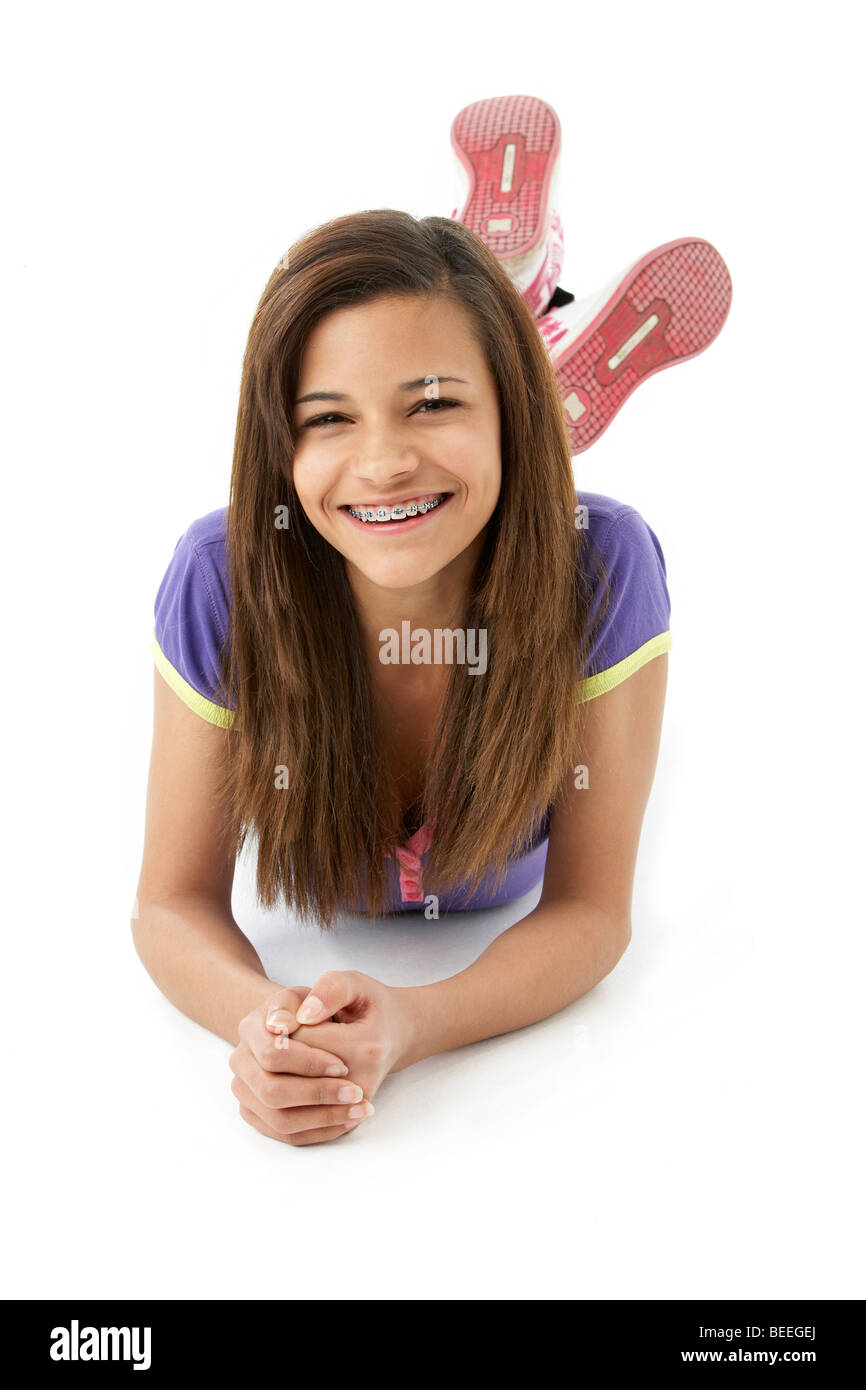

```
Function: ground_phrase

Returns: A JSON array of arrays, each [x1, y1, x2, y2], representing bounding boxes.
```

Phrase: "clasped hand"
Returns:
[[229, 971, 419, 1146]]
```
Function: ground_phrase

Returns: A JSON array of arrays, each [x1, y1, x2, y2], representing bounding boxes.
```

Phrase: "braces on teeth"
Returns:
[[347, 494, 447, 523]]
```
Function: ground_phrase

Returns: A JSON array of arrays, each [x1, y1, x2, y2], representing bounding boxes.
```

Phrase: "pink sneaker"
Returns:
[[450, 94, 563, 317], [538, 237, 733, 453]]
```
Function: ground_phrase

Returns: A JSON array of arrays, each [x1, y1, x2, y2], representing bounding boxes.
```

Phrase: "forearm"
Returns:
[[131, 893, 275, 1046], [397, 899, 630, 1069]]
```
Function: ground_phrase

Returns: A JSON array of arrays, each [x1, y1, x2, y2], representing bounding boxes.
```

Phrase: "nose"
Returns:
[[351, 420, 424, 487]]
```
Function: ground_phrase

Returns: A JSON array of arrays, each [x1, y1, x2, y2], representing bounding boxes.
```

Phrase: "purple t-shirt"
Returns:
[[151, 492, 672, 914]]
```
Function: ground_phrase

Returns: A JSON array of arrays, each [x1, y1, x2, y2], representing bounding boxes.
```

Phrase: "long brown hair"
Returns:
[[213, 209, 610, 928]]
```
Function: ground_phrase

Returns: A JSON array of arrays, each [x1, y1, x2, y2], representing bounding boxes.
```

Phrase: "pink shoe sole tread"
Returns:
[[451, 94, 560, 261], [556, 238, 732, 453]]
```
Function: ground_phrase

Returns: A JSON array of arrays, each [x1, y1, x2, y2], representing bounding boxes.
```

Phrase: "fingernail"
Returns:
[[348, 1101, 374, 1120], [324, 1063, 350, 1077], [296, 995, 324, 1023], [338, 1084, 364, 1103], [266, 1008, 295, 1034]]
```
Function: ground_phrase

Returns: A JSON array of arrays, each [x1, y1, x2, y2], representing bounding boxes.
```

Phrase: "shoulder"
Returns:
[[576, 490, 672, 703], [173, 505, 230, 606], [150, 506, 235, 727], [578, 489, 665, 552]]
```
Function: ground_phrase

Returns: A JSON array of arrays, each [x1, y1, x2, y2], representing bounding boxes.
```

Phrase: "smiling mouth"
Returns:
[[341, 492, 453, 527]]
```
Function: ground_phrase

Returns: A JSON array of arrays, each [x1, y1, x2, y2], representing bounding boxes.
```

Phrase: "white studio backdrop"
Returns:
[[1, 0, 862, 1300]]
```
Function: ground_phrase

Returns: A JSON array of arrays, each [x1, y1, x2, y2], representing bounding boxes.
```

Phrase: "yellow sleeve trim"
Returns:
[[152, 627, 670, 722], [151, 629, 237, 729], [577, 630, 672, 704]]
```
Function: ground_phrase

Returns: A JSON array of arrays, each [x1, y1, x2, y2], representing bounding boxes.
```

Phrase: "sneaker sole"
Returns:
[[551, 237, 732, 453], [450, 94, 561, 267]]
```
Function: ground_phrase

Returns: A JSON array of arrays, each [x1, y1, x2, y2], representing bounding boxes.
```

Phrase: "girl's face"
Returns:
[[289, 293, 502, 592]]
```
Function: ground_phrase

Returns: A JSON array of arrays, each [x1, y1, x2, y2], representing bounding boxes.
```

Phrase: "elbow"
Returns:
[[130, 894, 143, 950], [607, 914, 632, 971], [130, 898, 153, 970], [130, 892, 165, 974]]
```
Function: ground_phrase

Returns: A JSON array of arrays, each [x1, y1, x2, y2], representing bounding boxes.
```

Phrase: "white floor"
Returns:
[[7, 702, 860, 1299]]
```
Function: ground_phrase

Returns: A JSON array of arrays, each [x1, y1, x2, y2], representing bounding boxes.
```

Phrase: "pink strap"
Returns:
[[387, 813, 438, 902], [385, 766, 460, 903]]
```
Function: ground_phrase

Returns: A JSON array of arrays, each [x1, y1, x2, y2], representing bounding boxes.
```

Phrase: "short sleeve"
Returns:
[[577, 505, 672, 703], [150, 509, 236, 728]]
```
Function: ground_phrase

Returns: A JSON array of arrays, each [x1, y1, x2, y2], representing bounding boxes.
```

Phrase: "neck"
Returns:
[[346, 534, 485, 674]]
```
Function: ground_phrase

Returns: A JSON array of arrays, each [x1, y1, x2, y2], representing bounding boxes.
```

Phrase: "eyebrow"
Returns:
[[293, 376, 470, 407]]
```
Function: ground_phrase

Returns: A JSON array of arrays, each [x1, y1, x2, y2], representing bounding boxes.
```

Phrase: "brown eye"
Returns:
[[416, 398, 461, 415], [304, 413, 344, 429]]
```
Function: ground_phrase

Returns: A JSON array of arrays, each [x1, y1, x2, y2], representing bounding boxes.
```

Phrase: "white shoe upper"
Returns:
[[537, 259, 638, 361]]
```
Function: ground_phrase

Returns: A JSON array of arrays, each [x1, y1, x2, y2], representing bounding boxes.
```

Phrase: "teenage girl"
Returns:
[[134, 203, 674, 1146]]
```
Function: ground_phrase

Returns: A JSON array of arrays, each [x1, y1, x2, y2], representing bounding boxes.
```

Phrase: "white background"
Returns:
[[2, 0, 862, 1300]]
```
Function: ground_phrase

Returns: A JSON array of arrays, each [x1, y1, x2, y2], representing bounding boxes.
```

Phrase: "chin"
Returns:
[[356, 554, 453, 586]]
